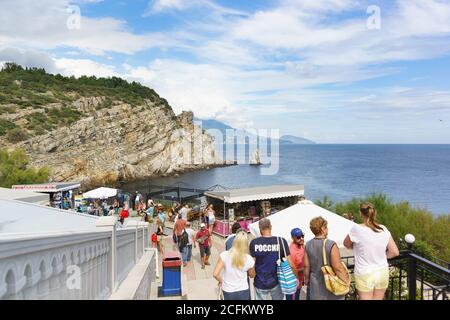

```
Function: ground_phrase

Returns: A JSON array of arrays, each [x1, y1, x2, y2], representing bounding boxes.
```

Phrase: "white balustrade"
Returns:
[[0, 218, 153, 300]]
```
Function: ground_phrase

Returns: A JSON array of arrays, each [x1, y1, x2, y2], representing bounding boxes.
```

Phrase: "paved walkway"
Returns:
[[149, 221, 228, 300]]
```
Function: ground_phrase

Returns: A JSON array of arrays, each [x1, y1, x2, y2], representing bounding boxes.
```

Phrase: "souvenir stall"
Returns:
[[12, 182, 81, 209], [204, 185, 304, 237]]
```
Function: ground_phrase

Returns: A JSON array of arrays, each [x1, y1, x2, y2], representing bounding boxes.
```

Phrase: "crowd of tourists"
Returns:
[[144, 196, 399, 301], [164, 201, 399, 301], [211, 202, 399, 301]]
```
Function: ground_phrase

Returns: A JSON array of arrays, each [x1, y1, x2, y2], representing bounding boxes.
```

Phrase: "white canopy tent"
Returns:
[[248, 200, 356, 248], [83, 187, 118, 199]]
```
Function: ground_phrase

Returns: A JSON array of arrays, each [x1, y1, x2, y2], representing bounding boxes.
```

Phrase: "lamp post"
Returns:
[[405, 234, 417, 300]]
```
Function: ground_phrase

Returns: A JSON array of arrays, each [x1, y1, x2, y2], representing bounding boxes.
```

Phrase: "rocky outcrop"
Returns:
[[12, 97, 222, 188]]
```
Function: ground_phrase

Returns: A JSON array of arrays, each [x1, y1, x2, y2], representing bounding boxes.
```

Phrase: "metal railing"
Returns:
[[342, 248, 450, 300]]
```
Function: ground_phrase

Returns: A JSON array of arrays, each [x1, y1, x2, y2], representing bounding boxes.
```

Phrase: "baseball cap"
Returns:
[[200, 223, 206, 228], [291, 228, 304, 238]]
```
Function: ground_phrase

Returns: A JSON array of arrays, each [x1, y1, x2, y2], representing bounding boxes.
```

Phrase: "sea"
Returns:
[[123, 144, 450, 216]]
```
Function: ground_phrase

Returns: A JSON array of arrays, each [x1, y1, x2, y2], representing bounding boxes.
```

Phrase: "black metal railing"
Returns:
[[342, 248, 450, 300]]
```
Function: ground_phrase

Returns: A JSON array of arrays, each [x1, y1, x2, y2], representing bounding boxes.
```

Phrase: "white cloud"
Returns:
[[148, 0, 189, 12], [144, 0, 248, 17], [54, 58, 118, 77], [0, 0, 182, 55], [124, 59, 237, 119], [2, 0, 450, 142]]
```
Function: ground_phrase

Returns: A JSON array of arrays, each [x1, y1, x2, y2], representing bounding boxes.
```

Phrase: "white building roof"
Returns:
[[204, 185, 304, 203], [248, 200, 356, 248], [0, 187, 49, 205], [0, 199, 98, 239]]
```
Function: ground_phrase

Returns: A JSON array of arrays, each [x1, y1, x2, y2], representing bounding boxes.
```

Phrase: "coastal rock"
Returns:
[[6, 97, 223, 189]]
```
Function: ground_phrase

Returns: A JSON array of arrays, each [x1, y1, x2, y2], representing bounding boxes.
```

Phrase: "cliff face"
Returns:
[[4, 97, 221, 188]]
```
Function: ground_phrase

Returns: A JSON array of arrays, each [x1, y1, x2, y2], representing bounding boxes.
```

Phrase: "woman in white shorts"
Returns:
[[206, 204, 216, 236], [344, 202, 399, 300]]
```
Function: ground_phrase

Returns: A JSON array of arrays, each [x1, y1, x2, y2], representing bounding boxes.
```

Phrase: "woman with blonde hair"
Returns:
[[213, 231, 256, 300], [344, 202, 399, 300], [304, 216, 350, 300], [205, 204, 216, 236]]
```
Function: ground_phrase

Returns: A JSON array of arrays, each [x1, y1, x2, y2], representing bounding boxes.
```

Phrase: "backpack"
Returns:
[[178, 230, 189, 250]]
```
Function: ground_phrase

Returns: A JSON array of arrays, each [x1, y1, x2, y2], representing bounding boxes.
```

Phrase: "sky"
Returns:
[[0, 0, 450, 143]]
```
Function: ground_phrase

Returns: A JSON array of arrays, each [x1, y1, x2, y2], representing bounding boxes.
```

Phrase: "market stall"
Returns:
[[204, 185, 304, 237], [12, 182, 81, 210]]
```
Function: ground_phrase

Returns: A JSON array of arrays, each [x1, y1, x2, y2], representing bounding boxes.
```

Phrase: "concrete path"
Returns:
[[149, 221, 226, 300]]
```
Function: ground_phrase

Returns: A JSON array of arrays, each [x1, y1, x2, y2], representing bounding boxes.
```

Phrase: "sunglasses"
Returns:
[[295, 235, 304, 239]]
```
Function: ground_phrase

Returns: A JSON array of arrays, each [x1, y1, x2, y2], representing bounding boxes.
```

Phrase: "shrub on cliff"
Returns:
[[317, 193, 450, 262], [6, 128, 29, 143], [0, 148, 50, 187]]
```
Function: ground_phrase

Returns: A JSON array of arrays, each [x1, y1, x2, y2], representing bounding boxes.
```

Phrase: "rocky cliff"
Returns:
[[0, 64, 223, 188]]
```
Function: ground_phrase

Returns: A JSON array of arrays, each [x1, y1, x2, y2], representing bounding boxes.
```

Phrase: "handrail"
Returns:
[[410, 253, 450, 277]]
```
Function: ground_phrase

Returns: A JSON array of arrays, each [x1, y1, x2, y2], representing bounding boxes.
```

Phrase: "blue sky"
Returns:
[[1, 0, 450, 143]]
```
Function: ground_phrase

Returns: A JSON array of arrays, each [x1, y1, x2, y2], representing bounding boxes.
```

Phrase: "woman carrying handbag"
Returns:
[[303, 216, 350, 300]]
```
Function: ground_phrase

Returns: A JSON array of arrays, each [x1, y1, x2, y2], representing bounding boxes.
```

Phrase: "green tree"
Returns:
[[315, 195, 334, 211], [0, 148, 50, 187], [333, 193, 450, 262]]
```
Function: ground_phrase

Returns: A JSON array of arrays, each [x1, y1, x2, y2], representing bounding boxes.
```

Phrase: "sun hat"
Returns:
[[200, 223, 206, 228]]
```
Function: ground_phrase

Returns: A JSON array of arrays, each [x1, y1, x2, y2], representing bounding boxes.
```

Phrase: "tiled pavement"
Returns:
[[149, 221, 227, 300]]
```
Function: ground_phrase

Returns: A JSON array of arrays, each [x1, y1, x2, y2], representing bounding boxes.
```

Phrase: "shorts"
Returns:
[[199, 246, 211, 257], [355, 267, 389, 292]]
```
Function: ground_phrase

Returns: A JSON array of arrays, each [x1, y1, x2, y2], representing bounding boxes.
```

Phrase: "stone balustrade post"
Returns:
[[139, 221, 149, 251], [126, 220, 139, 263], [96, 216, 117, 292]]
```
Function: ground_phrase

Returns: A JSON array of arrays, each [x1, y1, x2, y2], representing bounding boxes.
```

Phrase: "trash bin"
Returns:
[[161, 251, 182, 296]]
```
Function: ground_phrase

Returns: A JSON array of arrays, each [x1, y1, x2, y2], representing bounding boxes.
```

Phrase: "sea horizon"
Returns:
[[123, 144, 450, 216]]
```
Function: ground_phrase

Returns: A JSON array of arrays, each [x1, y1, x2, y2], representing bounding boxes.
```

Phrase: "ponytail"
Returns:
[[360, 202, 383, 233]]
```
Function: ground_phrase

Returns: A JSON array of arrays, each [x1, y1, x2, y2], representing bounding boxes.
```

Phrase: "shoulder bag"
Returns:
[[320, 239, 350, 296], [276, 237, 298, 295]]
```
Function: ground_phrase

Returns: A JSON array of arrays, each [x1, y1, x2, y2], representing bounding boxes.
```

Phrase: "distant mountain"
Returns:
[[196, 118, 316, 144], [280, 135, 316, 145], [194, 118, 233, 132]]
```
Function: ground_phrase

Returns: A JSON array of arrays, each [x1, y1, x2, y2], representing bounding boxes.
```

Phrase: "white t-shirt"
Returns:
[[219, 251, 254, 293], [180, 207, 189, 221], [186, 228, 196, 246], [349, 224, 391, 275]]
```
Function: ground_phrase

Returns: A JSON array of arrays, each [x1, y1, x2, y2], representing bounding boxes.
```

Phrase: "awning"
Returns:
[[12, 182, 81, 193], [204, 185, 304, 203], [83, 187, 118, 199]]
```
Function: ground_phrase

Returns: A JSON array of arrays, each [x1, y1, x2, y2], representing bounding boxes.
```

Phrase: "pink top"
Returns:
[[289, 243, 305, 287]]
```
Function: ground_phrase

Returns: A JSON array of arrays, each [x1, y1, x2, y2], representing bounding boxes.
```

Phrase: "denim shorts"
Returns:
[[254, 284, 284, 300], [199, 245, 211, 257], [223, 289, 251, 300]]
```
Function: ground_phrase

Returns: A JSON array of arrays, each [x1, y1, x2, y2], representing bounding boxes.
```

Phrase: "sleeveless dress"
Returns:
[[305, 238, 345, 300]]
